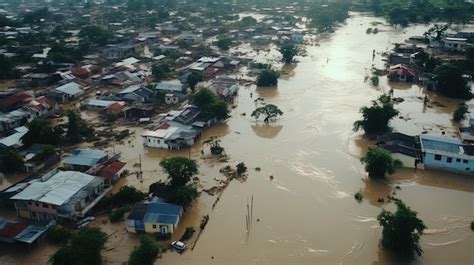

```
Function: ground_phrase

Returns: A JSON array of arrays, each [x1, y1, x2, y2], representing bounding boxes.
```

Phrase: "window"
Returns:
[[446, 157, 452, 163], [28, 201, 32, 205], [466, 168, 470, 171], [463, 160, 468, 164], [152, 224, 157, 229], [434, 154, 442, 161], [148, 138, 151, 143], [43, 203, 49, 208], [35, 202, 40, 207], [456, 159, 461, 162]]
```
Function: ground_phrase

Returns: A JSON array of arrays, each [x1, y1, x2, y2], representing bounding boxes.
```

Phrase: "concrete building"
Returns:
[[127, 198, 182, 235]]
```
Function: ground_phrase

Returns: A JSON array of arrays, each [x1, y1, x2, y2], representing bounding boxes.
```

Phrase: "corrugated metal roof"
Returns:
[[10, 171, 99, 206], [55, 82, 83, 96], [63, 149, 107, 167]]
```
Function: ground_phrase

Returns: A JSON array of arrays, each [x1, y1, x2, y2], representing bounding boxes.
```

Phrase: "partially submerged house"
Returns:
[[377, 133, 422, 169], [51, 82, 84, 102], [62, 148, 108, 172], [142, 121, 201, 150], [209, 78, 239, 100], [0, 126, 28, 149], [95, 160, 126, 185], [388, 64, 418, 82], [116, 85, 153, 104], [127, 198, 183, 235], [8, 170, 111, 221], [0, 219, 55, 245]]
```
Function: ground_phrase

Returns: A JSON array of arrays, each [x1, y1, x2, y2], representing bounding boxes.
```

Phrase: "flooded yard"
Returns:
[[0, 13, 472, 265]]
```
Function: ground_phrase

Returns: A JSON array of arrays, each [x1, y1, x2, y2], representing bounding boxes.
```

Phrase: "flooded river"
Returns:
[[1, 13, 472, 265]]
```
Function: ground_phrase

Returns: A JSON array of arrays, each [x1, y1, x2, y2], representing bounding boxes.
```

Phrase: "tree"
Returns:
[[236, 162, 247, 175], [21, 118, 61, 147], [166, 184, 199, 208], [353, 95, 399, 135], [251, 104, 283, 122], [79, 26, 113, 46], [453, 103, 469, 122], [216, 38, 232, 50], [193, 88, 230, 121], [433, 63, 472, 99], [48, 225, 72, 244], [360, 147, 402, 178], [0, 55, 19, 80], [66, 110, 94, 144], [160, 157, 198, 187], [113, 186, 146, 205], [308, 2, 349, 32], [129, 236, 160, 265], [50, 228, 107, 265], [256, 69, 280, 87], [279, 43, 298, 64], [23, 7, 50, 24], [203, 136, 224, 155], [239, 16, 257, 27], [187, 72, 203, 92], [152, 64, 171, 81], [424, 24, 449, 41], [0, 149, 24, 173], [377, 198, 426, 257]]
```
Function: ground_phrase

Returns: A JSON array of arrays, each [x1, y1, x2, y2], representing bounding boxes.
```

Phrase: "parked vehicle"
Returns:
[[171, 241, 187, 251]]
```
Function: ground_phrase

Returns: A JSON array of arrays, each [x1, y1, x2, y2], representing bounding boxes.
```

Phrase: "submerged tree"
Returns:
[[187, 72, 203, 92], [66, 110, 94, 144], [160, 157, 198, 187], [433, 63, 472, 99], [256, 69, 280, 87], [165, 184, 199, 208], [192, 88, 229, 121], [251, 104, 283, 123], [377, 198, 426, 258], [353, 95, 399, 135], [453, 103, 469, 122], [360, 147, 402, 178], [279, 43, 298, 64], [21, 118, 61, 147], [0, 149, 24, 173], [203, 136, 224, 155]]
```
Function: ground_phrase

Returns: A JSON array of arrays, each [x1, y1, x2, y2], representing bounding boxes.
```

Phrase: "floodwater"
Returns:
[[1, 13, 473, 265]]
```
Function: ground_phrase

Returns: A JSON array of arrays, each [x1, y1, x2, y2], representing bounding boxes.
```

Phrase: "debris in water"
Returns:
[[269, 175, 274, 180], [255, 167, 261, 171]]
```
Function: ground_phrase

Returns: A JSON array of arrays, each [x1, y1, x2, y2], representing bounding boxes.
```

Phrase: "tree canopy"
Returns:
[[0, 149, 24, 173], [193, 88, 230, 121], [308, 2, 349, 32], [453, 103, 469, 122], [360, 147, 402, 178], [187, 72, 203, 92], [21, 118, 61, 147], [279, 43, 298, 64], [377, 198, 426, 258], [79, 25, 113, 46], [66, 110, 94, 144], [129, 236, 160, 265], [216, 38, 232, 50], [160, 157, 199, 187], [353, 95, 399, 135], [256, 69, 280, 87], [433, 63, 472, 99], [251, 104, 284, 123]]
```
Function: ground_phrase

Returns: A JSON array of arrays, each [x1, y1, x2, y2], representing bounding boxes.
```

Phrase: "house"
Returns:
[[155, 82, 186, 94], [100, 71, 142, 86], [0, 126, 28, 149], [388, 64, 418, 82], [103, 44, 136, 60], [0, 91, 33, 112], [291, 32, 304, 43], [23, 144, 60, 173], [419, 73, 438, 91], [86, 98, 119, 111], [165, 93, 179, 105], [105, 101, 127, 116], [96, 160, 126, 185], [459, 116, 474, 143], [376, 133, 422, 169], [63, 148, 108, 172], [443, 37, 467, 52], [419, 134, 474, 175], [142, 121, 201, 150], [8, 170, 111, 221], [0, 109, 34, 134], [123, 106, 154, 119], [163, 104, 201, 125], [127, 198, 183, 234], [26, 96, 57, 118], [52, 82, 84, 102], [117, 85, 153, 104], [387, 53, 413, 65], [0, 219, 55, 245], [179, 31, 203, 44], [209, 78, 239, 100]]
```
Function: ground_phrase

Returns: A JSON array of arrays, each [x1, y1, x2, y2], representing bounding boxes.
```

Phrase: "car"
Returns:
[[76, 216, 95, 229], [171, 241, 187, 251]]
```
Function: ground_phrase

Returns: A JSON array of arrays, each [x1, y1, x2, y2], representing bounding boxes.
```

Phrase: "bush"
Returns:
[[180, 227, 195, 241], [453, 103, 469, 122], [109, 206, 130, 223], [236, 162, 247, 175], [200, 215, 209, 230], [113, 186, 146, 205], [129, 236, 160, 265], [48, 225, 73, 244], [354, 191, 363, 203], [256, 69, 280, 87]]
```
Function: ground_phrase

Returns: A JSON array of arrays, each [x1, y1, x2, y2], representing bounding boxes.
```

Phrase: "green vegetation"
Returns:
[[353, 95, 399, 135], [47, 225, 73, 245], [0, 55, 19, 80], [50, 228, 107, 265], [216, 38, 233, 50], [279, 43, 298, 64], [308, 2, 350, 32], [453, 103, 469, 122], [0, 149, 24, 173], [31, 145, 56, 163], [433, 63, 472, 99], [160, 157, 199, 187], [112, 186, 146, 205], [22, 118, 61, 147], [200, 214, 209, 230], [149, 181, 199, 208], [378, 198, 426, 258], [193, 88, 230, 121], [152, 64, 171, 81], [187, 72, 203, 92], [236, 162, 247, 176], [251, 104, 284, 123], [180, 227, 195, 241], [79, 25, 113, 46], [354, 191, 363, 203], [239, 16, 257, 27], [109, 206, 130, 223], [256, 69, 280, 87], [66, 110, 94, 144], [203, 136, 224, 155], [129, 236, 160, 265], [361, 147, 403, 178]]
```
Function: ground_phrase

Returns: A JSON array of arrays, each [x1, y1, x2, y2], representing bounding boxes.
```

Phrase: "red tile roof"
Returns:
[[97, 161, 126, 180], [158, 122, 171, 129], [71, 67, 89, 77], [106, 102, 126, 113], [0, 92, 32, 110]]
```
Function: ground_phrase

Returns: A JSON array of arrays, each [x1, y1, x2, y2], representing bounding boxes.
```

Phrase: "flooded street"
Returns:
[[0, 13, 472, 265]]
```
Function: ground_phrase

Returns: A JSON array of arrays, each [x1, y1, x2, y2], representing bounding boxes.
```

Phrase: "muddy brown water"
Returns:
[[1, 13, 473, 265]]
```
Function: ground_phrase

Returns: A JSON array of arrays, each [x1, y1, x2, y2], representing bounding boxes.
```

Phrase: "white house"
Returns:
[[165, 93, 179, 105], [443, 37, 467, 52]]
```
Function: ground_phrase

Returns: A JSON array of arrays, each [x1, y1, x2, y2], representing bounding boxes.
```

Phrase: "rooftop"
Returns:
[[128, 200, 182, 225], [63, 148, 107, 167]]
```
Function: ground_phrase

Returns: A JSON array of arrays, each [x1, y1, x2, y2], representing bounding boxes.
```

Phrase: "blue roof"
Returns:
[[63, 149, 107, 167], [147, 201, 182, 215], [155, 83, 183, 92], [143, 212, 180, 225], [420, 135, 461, 154], [128, 200, 182, 225]]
